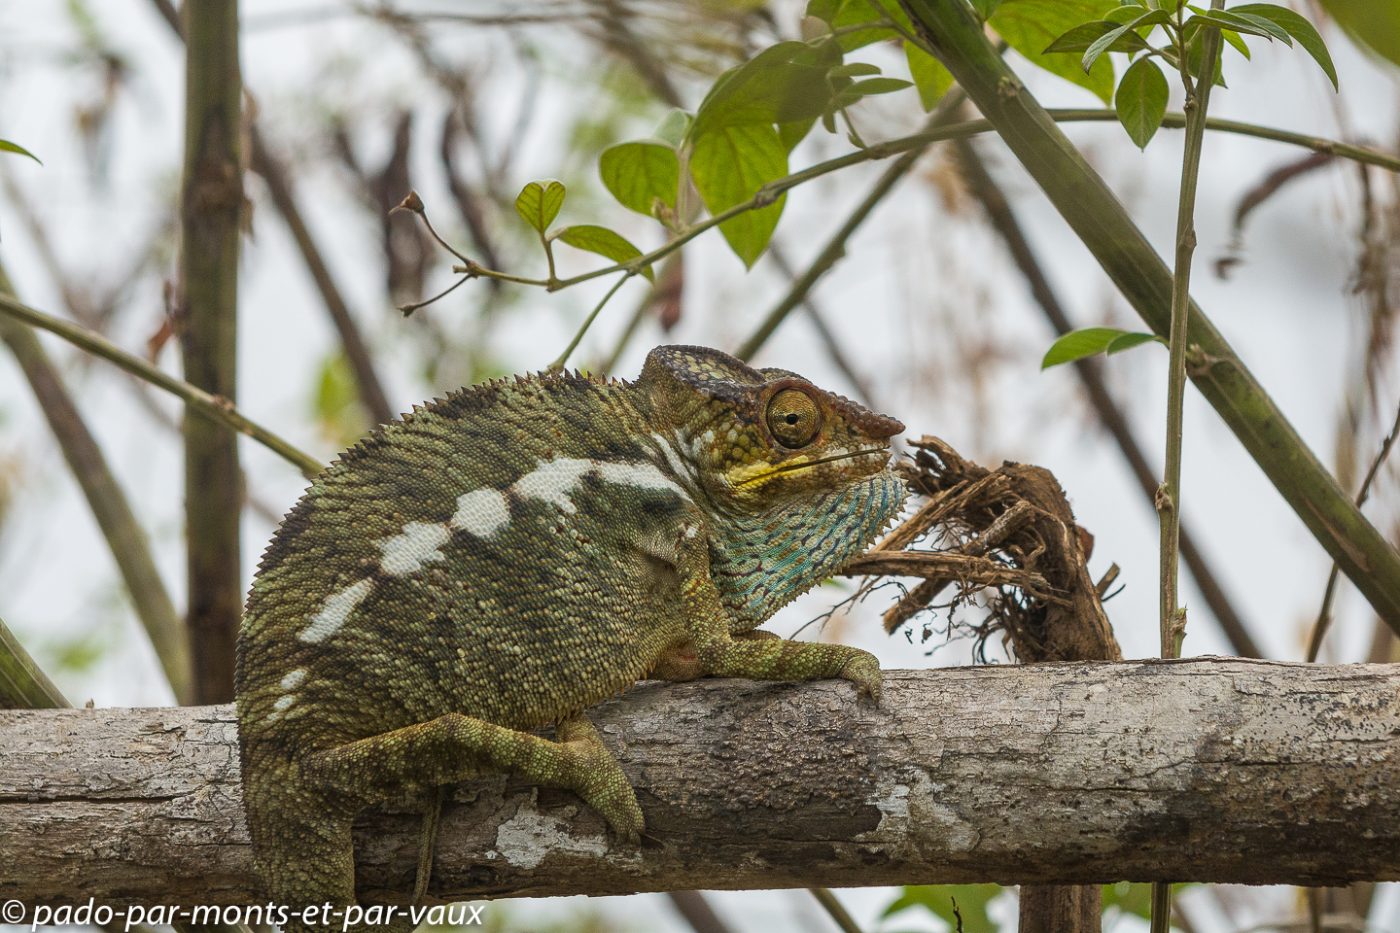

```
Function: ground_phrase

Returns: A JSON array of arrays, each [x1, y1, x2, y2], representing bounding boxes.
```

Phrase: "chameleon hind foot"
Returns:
[[556, 715, 644, 844], [838, 651, 882, 704]]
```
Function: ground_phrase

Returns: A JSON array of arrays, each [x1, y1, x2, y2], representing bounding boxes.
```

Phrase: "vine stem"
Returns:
[[0, 294, 322, 479], [549, 273, 633, 371], [445, 111, 1400, 299], [1154, 6, 1225, 932]]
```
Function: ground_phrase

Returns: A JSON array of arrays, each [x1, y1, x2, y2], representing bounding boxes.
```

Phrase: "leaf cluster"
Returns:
[[1044, 0, 1336, 149]]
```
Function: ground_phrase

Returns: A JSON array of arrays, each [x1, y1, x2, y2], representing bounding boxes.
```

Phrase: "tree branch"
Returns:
[[2, 660, 1398, 906]]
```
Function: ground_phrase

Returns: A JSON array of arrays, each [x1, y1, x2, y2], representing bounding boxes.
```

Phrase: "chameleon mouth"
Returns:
[[736, 446, 889, 487]]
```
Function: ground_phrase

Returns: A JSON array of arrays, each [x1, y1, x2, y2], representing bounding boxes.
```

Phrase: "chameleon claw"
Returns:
[[839, 652, 883, 705], [558, 719, 646, 844]]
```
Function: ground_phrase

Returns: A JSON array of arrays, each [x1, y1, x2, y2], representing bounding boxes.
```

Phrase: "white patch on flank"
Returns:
[[595, 460, 688, 497], [684, 524, 699, 539], [450, 488, 510, 538], [378, 521, 452, 576], [298, 578, 376, 643], [280, 669, 307, 690], [273, 695, 296, 711], [512, 457, 593, 513]]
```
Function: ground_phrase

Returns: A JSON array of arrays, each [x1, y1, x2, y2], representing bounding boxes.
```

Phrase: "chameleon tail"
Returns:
[[243, 772, 419, 933]]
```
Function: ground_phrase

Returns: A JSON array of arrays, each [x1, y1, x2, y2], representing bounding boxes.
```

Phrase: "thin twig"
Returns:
[[442, 110, 1400, 300], [951, 137, 1260, 658], [550, 274, 633, 371], [807, 888, 864, 933], [0, 295, 321, 478], [1307, 397, 1400, 661]]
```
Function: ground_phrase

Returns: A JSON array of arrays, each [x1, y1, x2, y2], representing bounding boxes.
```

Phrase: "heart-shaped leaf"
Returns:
[[515, 180, 566, 234]]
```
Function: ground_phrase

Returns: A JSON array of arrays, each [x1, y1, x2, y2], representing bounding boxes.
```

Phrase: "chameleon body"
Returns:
[[235, 345, 906, 932]]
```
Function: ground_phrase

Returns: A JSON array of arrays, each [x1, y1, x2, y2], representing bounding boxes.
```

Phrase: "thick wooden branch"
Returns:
[[2, 659, 1398, 907]]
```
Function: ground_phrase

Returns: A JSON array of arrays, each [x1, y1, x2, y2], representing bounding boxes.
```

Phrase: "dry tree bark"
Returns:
[[2, 660, 1398, 907]]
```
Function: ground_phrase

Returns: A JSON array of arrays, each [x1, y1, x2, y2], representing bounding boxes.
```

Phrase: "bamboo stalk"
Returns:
[[0, 615, 67, 709], [179, 0, 245, 704]]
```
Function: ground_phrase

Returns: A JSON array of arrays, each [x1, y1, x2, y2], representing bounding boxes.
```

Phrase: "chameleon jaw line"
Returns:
[[735, 447, 889, 487]]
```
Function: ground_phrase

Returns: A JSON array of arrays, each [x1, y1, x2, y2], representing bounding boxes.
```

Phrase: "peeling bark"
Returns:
[[1, 660, 1398, 907]]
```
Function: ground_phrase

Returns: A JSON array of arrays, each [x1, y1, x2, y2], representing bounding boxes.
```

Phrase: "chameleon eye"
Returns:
[[765, 389, 820, 448]]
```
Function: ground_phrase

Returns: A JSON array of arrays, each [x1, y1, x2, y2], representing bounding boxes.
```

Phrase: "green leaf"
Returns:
[[990, 0, 1120, 103], [1220, 28, 1252, 59], [1184, 9, 1288, 43], [1080, 11, 1166, 71], [692, 40, 840, 134], [555, 225, 654, 281], [514, 180, 566, 234], [844, 76, 914, 96], [828, 62, 883, 78], [689, 123, 787, 268], [905, 42, 955, 109], [1106, 331, 1162, 353], [883, 885, 1003, 933], [1101, 882, 1154, 920], [654, 109, 693, 148], [1115, 57, 1168, 148], [1081, 23, 1134, 71], [1041, 327, 1163, 368], [1316, 0, 1400, 70], [805, 0, 840, 23], [599, 141, 680, 216], [1231, 3, 1337, 88], [1180, 29, 1229, 86], [778, 117, 819, 152], [829, 0, 907, 50], [971, 0, 1005, 18], [0, 139, 40, 164], [1044, 20, 1150, 54], [312, 353, 367, 447]]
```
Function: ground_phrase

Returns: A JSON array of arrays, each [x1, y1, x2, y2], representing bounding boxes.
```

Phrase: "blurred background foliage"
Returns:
[[1, 0, 1399, 930]]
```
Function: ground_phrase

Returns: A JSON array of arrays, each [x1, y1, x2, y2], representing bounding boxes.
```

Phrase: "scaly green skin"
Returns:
[[235, 345, 906, 932]]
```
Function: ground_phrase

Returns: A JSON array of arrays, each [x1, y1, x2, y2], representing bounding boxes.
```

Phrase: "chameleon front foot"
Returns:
[[557, 715, 644, 844]]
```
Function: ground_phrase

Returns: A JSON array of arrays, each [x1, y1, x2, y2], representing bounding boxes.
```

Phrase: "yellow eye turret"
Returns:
[[765, 388, 820, 448]]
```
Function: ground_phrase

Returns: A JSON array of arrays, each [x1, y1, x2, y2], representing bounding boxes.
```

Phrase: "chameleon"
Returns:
[[234, 344, 907, 932]]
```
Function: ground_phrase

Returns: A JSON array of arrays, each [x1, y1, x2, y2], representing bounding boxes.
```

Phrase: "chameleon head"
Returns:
[[640, 344, 904, 509]]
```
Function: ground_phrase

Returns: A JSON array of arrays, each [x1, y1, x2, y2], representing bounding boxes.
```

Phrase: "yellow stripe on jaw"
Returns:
[[726, 457, 812, 490], [727, 447, 885, 489]]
